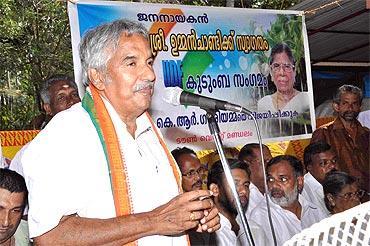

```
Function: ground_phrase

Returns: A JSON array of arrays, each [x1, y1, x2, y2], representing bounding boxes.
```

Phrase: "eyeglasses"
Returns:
[[182, 167, 206, 178], [319, 158, 337, 168], [336, 190, 365, 200], [270, 63, 295, 73]]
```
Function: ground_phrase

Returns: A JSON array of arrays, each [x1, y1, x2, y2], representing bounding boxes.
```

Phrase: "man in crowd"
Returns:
[[302, 142, 337, 216], [311, 84, 369, 196], [250, 155, 326, 246], [172, 147, 205, 192], [172, 147, 214, 245], [0, 169, 28, 246], [21, 19, 219, 245], [208, 159, 265, 245], [238, 143, 272, 216], [29, 75, 81, 129], [10, 75, 81, 176]]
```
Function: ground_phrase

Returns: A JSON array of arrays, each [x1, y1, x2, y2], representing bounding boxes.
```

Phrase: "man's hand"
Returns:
[[152, 190, 220, 235]]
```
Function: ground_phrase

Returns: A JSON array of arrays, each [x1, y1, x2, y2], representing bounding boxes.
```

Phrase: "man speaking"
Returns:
[[21, 19, 220, 245]]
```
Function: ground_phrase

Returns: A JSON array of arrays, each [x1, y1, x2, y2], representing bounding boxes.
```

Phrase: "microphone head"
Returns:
[[162, 87, 183, 106]]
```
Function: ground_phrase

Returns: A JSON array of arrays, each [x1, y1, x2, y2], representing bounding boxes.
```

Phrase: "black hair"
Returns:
[[207, 159, 250, 188], [238, 143, 268, 162], [267, 155, 304, 177], [303, 141, 332, 168], [0, 168, 27, 195], [269, 43, 296, 65], [171, 147, 197, 173]]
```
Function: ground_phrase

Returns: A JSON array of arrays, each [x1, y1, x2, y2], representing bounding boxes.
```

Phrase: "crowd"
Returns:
[[0, 19, 369, 246]]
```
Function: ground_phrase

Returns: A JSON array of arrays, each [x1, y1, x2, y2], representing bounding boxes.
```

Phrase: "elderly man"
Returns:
[[311, 84, 369, 196], [250, 155, 326, 246], [302, 142, 337, 216], [30, 75, 81, 129], [10, 76, 81, 176], [172, 147, 205, 192], [0, 169, 28, 246], [238, 143, 272, 216], [21, 19, 219, 245]]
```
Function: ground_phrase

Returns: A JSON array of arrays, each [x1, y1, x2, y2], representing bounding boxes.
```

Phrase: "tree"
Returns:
[[0, 0, 72, 130], [0, 0, 302, 130]]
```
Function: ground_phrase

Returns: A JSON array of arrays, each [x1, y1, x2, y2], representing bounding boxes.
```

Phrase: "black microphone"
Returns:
[[163, 87, 251, 114]]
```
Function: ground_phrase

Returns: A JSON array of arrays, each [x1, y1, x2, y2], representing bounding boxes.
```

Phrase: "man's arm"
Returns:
[[34, 190, 220, 245]]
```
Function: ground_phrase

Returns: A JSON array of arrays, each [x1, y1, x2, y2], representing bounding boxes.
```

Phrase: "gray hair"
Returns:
[[40, 76, 77, 104], [333, 84, 363, 104], [79, 19, 149, 86]]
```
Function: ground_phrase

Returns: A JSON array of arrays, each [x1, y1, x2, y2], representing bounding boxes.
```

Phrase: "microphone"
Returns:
[[163, 87, 251, 114]]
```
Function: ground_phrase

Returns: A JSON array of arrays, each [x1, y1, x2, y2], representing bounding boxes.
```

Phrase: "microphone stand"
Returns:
[[204, 109, 255, 246]]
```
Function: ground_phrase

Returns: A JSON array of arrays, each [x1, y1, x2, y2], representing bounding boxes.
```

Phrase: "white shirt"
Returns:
[[22, 101, 186, 245], [358, 110, 370, 129], [302, 173, 330, 217], [250, 195, 326, 246], [245, 183, 265, 218], [215, 213, 244, 246]]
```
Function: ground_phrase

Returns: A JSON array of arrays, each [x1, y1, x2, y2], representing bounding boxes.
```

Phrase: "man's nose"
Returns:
[[142, 65, 156, 82], [0, 211, 10, 227]]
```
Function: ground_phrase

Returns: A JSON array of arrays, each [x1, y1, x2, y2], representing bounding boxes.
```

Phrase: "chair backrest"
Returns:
[[284, 201, 370, 246]]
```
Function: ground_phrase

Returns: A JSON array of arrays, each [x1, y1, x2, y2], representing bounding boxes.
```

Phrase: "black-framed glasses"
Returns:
[[182, 167, 206, 178], [270, 63, 295, 72], [336, 190, 365, 200]]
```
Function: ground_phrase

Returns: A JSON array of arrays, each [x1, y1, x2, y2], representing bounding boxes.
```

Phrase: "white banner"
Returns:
[[68, 0, 315, 151]]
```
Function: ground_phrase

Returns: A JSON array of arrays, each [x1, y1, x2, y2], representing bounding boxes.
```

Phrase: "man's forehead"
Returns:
[[268, 161, 294, 175], [0, 188, 25, 207]]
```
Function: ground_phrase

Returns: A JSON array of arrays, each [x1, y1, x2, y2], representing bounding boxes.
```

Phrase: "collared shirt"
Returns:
[[245, 182, 265, 218], [302, 173, 330, 217], [22, 102, 187, 245], [215, 213, 245, 246], [311, 117, 370, 192], [249, 195, 327, 246]]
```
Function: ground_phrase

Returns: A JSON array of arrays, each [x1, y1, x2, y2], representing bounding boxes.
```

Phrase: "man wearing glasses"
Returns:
[[302, 142, 338, 217], [171, 147, 206, 192]]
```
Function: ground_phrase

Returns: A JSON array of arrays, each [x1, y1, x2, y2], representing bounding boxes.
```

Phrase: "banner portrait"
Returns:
[[68, 0, 315, 151]]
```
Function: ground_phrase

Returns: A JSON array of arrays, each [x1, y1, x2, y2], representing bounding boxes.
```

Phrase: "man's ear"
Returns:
[[43, 103, 52, 116], [209, 183, 219, 197], [332, 101, 340, 113], [297, 176, 304, 193], [306, 164, 312, 173], [88, 68, 106, 91]]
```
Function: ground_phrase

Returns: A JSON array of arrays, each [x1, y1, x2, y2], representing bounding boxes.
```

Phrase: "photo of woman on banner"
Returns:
[[257, 43, 311, 137]]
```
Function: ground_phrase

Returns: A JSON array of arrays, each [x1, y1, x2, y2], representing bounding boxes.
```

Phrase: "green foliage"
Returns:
[[0, 0, 73, 130], [255, 14, 304, 72]]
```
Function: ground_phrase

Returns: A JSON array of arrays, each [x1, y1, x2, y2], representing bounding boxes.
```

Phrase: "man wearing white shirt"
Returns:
[[21, 19, 220, 245], [208, 159, 266, 245], [250, 155, 327, 246], [358, 109, 370, 128], [238, 143, 272, 217], [302, 142, 337, 216]]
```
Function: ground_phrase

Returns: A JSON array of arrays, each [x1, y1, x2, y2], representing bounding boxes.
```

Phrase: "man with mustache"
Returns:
[[250, 155, 326, 246], [311, 85, 369, 199], [172, 147, 205, 192], [21, 19, 220, 245], [302, 142, 338, 216], [208, 159, 266, 245]]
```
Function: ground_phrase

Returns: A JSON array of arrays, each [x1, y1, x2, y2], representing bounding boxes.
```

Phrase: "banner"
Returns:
[[0, 130, 39, 167], [68, 1, 315, 151]]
